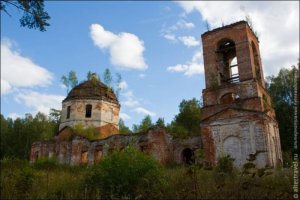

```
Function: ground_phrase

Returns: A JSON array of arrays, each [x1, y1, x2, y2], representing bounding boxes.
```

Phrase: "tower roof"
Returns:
[[63, 78, 119, 105]]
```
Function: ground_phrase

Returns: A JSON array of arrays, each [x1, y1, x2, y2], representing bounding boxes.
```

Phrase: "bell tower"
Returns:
[[200, 21, 282, 167]]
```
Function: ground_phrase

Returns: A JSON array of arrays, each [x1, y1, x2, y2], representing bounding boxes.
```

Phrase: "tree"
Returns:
[[1, 0, 50, 31], [61, 70, 78, 93], [155, 118, 165, 128], [115, 72, 122, 99], [0, 112, 58, 159], [119, 118, 132, 134], [168, 98, 201, 138], [132, 115, 153, 132], [87, 71, 93, 80], [49, 108, 61, 133], [103, 68, 112, 88], [266, 65, 299, 153]]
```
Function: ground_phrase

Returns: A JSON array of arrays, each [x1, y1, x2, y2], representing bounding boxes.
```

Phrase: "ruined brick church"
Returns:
[[31, 21, 282, 167]]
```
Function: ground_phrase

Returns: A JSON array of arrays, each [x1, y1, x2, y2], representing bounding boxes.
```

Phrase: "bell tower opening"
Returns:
[[216, 40, 239, 84]]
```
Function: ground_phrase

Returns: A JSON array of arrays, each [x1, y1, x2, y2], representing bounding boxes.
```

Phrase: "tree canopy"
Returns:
[[61, 70, 78, 93], [1, 0, 50, 31], [266, 64, 299, 153], [167, 98, 201, 138], [0, 112, 59, 159]]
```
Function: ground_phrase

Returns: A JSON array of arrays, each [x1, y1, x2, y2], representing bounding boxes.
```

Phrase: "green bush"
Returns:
[[34, 156, 58, 170], [85, 146, 165, 199], [216, 155, 235, 174]]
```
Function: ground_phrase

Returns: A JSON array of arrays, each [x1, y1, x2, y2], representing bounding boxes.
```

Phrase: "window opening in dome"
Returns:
[[85, 104, 92, 118], [67, 106, 71, 119]]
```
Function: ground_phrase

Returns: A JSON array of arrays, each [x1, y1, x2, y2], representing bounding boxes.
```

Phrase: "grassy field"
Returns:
[[0, 156, 294, 200]]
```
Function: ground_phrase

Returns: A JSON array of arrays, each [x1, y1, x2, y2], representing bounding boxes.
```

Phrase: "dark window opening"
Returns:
[[67, 106, 71, 119], [216, 40, 240, 84], [85, 104, 92, 118], [182, 148, 195, 165]]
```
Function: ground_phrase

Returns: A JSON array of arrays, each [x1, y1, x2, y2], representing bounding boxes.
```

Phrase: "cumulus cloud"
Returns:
[[15, 91, 64, 115], [163, 34, 177, 42], [1, 39, 53, 95], [1, 80, 12, 95], [120, 112, 131, 121], [178, 36, 200, 47], [90, 24, 147, 70], [176, 1, 299, 76], [161, 19, 195, 43], [123, 98, 139, 107], [177, 19, 195, 29], [134, 107, 156, 117], [167, 49, 204, 76], [121, 90, 140, 107]]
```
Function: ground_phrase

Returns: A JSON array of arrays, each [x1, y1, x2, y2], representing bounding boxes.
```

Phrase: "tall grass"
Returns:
[[0, 157, 294, 199]]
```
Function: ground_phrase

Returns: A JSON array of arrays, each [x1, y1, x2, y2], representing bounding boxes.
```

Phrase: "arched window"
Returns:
[[67, 106, 71, 119], [85, 104, 92, 118], [216, 39, 240, 84]]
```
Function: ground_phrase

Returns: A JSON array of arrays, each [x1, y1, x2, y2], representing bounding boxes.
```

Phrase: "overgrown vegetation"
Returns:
[[1, 151, 294, 200], [72, 123, 101, 140], [85, 146, 165, 199]]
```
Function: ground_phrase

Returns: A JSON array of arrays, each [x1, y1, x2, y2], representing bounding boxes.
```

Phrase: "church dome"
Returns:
[[63, 78, 119, 105]]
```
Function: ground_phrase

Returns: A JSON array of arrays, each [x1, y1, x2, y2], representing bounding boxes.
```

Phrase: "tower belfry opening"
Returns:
[[216, 40, 239, 84]]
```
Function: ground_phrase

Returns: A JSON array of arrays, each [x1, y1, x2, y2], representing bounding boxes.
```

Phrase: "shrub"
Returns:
[[85, 146, 165, 199], [34, 156, 58, 170], [72, 123, 100, 140], [216, 155, 234, 174]]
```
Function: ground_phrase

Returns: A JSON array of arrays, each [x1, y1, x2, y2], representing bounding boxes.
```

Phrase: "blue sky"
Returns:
[[1, 1, 299, 129]]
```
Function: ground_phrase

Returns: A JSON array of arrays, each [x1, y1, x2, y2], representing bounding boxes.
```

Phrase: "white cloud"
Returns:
[[1, 39, 53, 94], [176, 1, 299, 76], [15, 91, 64, 115], [120, 112, 131, 121], [164, 34, 177, 42], [121, 90, 140, 108], [1, 80, 12, 95], [90, 24, 147, 70], [123, 98, 139, 107], [167, 49, 204, 76], [161, 19, 195, 43], [8, 112, 22, 120], [134, 107, 156, 117], [167, 63, 204, 76], [123, 90, 134, 98], [118, 80, 128, 90], [177, 19, 195, 29], [178, 36, 200, 47], [138, 73, 147, 79]]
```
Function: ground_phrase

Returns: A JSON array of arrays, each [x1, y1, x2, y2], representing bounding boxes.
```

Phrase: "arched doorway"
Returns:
[[182, 148, 195, 165]]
